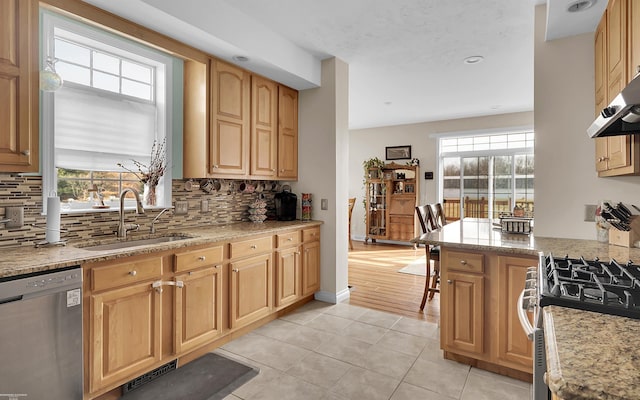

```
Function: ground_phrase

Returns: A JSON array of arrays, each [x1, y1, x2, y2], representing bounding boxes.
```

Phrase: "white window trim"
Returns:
[[41, 11, 174, 214]]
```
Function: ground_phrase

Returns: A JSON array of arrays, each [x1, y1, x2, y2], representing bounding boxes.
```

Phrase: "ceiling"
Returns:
[[83, 0, 606, 130]]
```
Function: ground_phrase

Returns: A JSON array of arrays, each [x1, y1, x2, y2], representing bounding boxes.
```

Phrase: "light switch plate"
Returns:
[[321, 199, 328, 210], [5, 206, 23, 228], [175, 201, 188, 215]]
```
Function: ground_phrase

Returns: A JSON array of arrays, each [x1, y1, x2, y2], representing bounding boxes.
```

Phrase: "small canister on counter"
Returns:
[[301, 193, 312, 221]]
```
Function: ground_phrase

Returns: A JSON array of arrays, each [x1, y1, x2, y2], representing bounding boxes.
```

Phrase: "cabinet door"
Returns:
[[496, 256, 535, 372], [90, 282, 161, 392], [175, 266, 223, 354], [275, 246, 301, 308], [0, 0, 38, 172], [607, 0, 627, 103], [251, 75, 278, 177], [229, 253, 273, 329], [277, 85, 298, 180], [442, 271, 484, 356], [210, 60, 250, 177], [629, 0, 640, 83], [595, 14, 609, 173], [302, 240, 320, 296], [607, 135, 631, 169]]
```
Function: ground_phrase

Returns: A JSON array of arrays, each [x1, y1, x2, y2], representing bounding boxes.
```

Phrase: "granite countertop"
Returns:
[[411, 218, 640, 261], [412, 218, 640, 400], [0, 220, 322, 279], [544, 306, 640, 400]]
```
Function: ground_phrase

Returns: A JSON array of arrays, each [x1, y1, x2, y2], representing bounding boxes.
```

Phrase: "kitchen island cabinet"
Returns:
[[0, 0, 39, 172]]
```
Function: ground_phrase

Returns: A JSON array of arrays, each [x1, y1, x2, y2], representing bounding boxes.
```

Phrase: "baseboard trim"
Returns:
[[314, 288, 351, 304]]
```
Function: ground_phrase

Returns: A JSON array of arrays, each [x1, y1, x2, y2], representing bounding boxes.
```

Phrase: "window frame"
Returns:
[[41, 11, 174, 214]]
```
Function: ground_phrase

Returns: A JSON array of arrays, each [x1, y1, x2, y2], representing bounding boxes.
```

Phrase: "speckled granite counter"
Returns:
[[411, 218, 640, 261], [0, 220, 322, 279], [544, 306, 640, 400], [412, 218, 640, 400]]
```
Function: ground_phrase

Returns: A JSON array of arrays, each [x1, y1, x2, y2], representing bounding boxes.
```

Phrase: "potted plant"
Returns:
[[363, 157, 385, 179]]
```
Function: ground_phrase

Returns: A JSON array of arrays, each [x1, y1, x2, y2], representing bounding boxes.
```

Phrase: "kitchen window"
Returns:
[[438, 131, 534, 220], [41, 12, 176, 213]]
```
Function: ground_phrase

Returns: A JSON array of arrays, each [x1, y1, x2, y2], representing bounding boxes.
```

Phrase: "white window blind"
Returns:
[[54, 85, 157, 171]]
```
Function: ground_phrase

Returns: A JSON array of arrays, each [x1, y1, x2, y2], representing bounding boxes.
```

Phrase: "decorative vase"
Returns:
[[144, 183, 157, 207]]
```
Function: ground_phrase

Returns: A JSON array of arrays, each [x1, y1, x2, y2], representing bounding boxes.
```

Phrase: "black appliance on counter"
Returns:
[[519, 253, 640, 400], [275, 189, 297, 221]]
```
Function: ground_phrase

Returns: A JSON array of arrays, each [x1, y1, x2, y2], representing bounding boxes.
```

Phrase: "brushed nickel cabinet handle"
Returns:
[[447, 280, 453, 284], [21, 150, 30, 156], [129, 270, 137, 276], [188, 271, 193, 275], [198, 256, 206, 261], [460, 260, 467, 265], [250, 245, 257, 249], [232, 268, 239, 272], [215, 265, 221, 269]]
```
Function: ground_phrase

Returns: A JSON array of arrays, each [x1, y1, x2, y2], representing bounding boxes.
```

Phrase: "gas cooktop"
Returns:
[[540, 254, 640, 319]]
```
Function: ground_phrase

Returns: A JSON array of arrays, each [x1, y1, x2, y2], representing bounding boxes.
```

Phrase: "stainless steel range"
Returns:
[[519, 252, 640, 400]]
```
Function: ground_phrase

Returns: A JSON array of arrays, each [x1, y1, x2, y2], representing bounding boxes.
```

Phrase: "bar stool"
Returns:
[[415, 203, 447, 310]]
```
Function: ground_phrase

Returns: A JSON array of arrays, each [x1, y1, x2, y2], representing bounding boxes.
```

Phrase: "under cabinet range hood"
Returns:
[[588, 74, 640, 138]]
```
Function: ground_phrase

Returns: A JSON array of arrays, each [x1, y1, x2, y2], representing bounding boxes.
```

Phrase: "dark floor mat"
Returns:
[[122, 353, 259, 400]]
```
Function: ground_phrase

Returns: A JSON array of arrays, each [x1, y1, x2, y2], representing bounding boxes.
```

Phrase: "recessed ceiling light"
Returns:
[[232, 55, 249, 62], [567, 0, 596, 12], [463, 56, 484, 65]]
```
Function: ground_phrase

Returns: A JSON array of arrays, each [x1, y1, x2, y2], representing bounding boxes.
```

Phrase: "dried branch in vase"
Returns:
[[117, 138, 167, 186]]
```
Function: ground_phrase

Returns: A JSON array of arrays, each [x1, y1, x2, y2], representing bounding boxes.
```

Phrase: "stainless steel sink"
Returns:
[[77, 234, 193, 251]]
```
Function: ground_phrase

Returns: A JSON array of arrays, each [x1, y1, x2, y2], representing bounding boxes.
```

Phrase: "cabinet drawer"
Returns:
[[230, 236, 273, 259], [92, 257, 163, 292], [446, 250, 484, 273], [302, 227, 320, 242], [174, 245, 224, 272], [389, 196, 415, 215], [277, 231, 300, 248]]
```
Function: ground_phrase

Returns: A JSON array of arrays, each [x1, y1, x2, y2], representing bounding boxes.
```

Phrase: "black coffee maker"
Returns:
[[275, 187, 297, 221]]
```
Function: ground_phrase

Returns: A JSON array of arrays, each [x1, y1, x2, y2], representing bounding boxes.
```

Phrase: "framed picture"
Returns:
[[385, 145, 412, 160]]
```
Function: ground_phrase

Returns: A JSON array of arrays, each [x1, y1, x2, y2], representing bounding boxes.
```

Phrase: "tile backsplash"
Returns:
[[0, 175, 278, 248]]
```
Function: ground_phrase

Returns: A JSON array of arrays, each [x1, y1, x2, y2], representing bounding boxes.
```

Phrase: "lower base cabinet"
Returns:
[[229, 252, 274, 329], [84, 224, 321, 400], [440, 247, 535, 377], [89, 280, 162, 393]]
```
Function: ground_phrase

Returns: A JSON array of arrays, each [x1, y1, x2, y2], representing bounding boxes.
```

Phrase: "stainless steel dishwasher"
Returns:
[[0, 266, 83, 399]]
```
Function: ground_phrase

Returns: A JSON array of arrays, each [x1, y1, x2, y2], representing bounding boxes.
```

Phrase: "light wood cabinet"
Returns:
[[210, 59, 251, 177], [88, 258, 163, 393], [365, 163, 419, 243], [275, 231, 302, 308], [302, 228, 321, 296], [441, 251, 485, 356], [229, 252, 274, 329], [277, 85, 298, 180], [628, 0, 640, 81], [174, 245, 224, 354], [251, 75, 278, 178], [440, 247, 534, 377], [594, 0, 640, 176], [496, 256, 534, 369], [0, 0, 38, 172]]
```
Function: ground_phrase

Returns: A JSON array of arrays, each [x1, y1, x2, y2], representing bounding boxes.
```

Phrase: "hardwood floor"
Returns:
[[347, 240, 440, 324]]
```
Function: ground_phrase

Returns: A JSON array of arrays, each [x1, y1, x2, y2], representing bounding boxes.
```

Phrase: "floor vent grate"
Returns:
[[122, 359, 178, 394]]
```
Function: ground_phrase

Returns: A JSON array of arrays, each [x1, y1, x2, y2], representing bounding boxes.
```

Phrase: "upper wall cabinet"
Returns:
[[251, 75, 278, 178], [277, 86, 298, 180], [210, 59, 251, 178], [594, 0, 640, 177], [0, 0, 38, 173], [183, 59, 299, 181]]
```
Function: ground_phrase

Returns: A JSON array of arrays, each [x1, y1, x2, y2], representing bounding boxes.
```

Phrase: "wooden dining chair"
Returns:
[[348, 197, 356, 250], [415, 203, 448, 310]]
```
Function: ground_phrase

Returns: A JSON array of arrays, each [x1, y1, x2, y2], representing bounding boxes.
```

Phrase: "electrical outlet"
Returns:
[[175, 201, 189, 215], [5, 206, 23, 228], [321, 199, 328, 210], [201, 200, 209, 213]]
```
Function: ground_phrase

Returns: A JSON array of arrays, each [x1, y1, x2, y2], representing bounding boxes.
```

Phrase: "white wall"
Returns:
[[533, 4, 640, 240], [348, 112, 533, 240], [295, 57, 350, 303]]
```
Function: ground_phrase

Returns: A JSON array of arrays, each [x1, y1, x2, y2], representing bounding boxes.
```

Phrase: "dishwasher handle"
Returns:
[[0, 295, 23, 305], [517, 289, 535, 341]]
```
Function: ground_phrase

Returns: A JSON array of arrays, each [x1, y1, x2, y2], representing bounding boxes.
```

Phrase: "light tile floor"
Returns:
[[219, 301, 531, 400]]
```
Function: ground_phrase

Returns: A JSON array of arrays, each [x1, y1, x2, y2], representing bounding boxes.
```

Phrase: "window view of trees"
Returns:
[[440, 132, 534, 220], [57, 168, 142, 210]]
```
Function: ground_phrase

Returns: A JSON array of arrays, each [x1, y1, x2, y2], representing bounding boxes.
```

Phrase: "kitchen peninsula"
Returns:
[[413, 218, 640, 400]]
